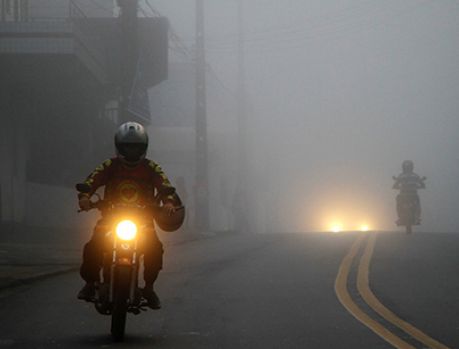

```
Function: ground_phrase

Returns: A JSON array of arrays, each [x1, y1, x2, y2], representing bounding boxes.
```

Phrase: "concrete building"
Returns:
[[0, 0, 168, 239]]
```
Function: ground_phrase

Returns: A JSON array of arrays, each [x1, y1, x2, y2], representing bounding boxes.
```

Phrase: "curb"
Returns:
[[0, 230, 229, 291], [0, 266, 79, 291]]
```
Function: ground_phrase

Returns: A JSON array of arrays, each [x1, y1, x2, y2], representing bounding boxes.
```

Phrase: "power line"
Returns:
[[141, 0, 236, 101], [138, 5, 149, 18], [206, 64, 237, 101], [199, 1, 434, 53], [178, 0, 379, 44], [143, 0, 192, 58]]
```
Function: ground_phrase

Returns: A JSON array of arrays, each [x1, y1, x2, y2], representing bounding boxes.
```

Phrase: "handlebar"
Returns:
[[77, 200, 104, 213], [78, 199, 159, 213], [77, 192, 103, 213], [392, 175, 427, 181], [78, 198, 183, 214], [76, 183, 179, 213]]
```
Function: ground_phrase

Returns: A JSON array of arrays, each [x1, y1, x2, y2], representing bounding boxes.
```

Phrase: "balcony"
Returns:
[[0, 17, 108, 84]]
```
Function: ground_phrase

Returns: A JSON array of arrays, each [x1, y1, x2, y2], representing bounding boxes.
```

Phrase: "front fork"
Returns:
[[109, 238, 139, 304]]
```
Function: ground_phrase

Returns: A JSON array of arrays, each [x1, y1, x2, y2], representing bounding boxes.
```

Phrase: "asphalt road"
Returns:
[[0, 231, 457, 348]]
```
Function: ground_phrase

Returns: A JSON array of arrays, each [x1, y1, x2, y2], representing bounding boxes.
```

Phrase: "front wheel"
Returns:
[[110, 266, 131, 342], [111, 300, 127, 342]]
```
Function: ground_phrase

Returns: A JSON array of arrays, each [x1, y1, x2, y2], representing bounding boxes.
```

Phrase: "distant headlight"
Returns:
[[331, 224, 343, 233], [116, 220, 137, 241]]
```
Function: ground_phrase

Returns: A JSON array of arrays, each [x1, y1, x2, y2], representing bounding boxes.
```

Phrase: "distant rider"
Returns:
[[392, 160, 426, 225], [77, 122, 183, 309]]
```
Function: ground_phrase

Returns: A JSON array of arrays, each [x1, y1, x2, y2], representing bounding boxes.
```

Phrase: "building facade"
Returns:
[[0, 0, 168, 236]]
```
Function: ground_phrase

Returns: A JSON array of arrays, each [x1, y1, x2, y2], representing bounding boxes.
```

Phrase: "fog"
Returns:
[[148, 0, 459, 233]]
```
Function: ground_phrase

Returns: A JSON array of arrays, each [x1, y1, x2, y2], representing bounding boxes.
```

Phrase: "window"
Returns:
[[1, 0, 29, 22]]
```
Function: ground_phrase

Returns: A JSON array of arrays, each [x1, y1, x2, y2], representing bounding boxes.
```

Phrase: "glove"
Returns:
[[79, 196, 92, 211]]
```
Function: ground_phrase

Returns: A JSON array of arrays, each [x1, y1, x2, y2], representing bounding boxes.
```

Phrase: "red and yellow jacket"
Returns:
[[79, 158, 179, 206]]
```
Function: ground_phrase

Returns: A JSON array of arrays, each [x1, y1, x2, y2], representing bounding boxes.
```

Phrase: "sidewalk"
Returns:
[[0, 242, 80, 290], [0, 229, 226, 290]]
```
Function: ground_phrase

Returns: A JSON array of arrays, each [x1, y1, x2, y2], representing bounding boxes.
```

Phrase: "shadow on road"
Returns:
[[62, 334, 164, 348]]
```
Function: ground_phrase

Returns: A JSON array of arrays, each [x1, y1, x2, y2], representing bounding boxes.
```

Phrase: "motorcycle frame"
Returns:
[[108, 232, 140, 305]]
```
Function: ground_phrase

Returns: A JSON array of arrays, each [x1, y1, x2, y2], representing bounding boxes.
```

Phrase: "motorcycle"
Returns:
[[397, 193, 417, 234], [76, 183, 183, 341], [393, 176, 426, 234]]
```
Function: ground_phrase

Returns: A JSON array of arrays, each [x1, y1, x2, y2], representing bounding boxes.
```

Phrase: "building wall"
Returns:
[[0, 75, 112, 231], [0, 125, 27, 223], [25, 182, 96, 232], [0, 104, 96, 235], [0, 88, 27, 223], [0, 1, 168, 236]]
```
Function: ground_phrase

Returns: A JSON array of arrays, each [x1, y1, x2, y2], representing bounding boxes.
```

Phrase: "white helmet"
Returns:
[[115, 122, 148, 166]]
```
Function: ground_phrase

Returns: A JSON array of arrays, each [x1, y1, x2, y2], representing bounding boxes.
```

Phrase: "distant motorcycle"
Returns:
[[76, 183, 183, 341], [397, 193, 417, 234], [392, 176, 426, 234]]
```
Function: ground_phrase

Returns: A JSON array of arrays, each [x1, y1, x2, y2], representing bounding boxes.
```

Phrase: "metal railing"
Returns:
[[0, 0, 29, 22], [69, 0, 86, 20], [0, 0, 107, 83]]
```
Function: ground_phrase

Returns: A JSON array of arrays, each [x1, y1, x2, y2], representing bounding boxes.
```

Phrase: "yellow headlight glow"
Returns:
[[360, 224, 370, 232], [116, 220, 138, 241], [331, 224, 343, 233]]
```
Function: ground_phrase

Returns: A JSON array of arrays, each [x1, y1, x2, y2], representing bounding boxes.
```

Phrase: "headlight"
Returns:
[[330, 223, 343, 233], [116, 220, 138, 241]]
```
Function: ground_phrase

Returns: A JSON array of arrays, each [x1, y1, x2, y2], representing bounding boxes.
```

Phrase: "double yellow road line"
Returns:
[[335, 233, 449, 349]]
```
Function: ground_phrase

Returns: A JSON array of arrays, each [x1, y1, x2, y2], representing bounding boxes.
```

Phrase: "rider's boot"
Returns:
[[77, 282, 95, 300], [142, 283, 161, 309]]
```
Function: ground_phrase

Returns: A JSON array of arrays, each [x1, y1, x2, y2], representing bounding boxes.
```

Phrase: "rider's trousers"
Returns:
[[396, 193, 421, 219], [80, 218, 164, 285]]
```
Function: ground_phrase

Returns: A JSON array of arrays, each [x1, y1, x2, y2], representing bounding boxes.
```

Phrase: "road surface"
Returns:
[[0, 231, 457, 348]]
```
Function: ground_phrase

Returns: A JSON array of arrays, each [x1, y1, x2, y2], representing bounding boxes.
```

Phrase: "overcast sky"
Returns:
[[146, 0, 459, 232]]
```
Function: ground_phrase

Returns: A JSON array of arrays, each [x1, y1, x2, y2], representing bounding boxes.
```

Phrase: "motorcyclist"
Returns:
[[77, 121, 183, 309], [392, 160, 426, 225]]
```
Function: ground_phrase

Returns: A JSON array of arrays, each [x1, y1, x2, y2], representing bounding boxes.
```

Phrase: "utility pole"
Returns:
[[194, 0, 209, 230], [237, 0, 247, 171], [234, 0, 249, 232], [117, 0, 139, 123]]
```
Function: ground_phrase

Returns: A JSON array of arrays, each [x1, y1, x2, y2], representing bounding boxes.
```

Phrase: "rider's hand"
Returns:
[[79, 196, 92, 211]]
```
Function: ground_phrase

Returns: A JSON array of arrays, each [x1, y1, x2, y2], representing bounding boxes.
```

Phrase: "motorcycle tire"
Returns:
[[110, 266, 132, 342], [406, 225, 412, 235]]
